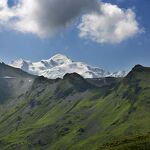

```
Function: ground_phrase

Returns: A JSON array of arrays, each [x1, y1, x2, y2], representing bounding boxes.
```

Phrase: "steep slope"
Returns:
[[10, 54, 126, 79], [0, 62, 36, 113], [0, 64, 150, 150], [0, 68, 100, 150]]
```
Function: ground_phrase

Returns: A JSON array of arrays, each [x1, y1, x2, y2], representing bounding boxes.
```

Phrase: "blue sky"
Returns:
[[0, 0, 150, 72]]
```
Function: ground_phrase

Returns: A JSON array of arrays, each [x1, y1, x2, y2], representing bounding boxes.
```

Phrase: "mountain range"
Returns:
[[10, 54, 127, 79], [0, 62, 150, 150]]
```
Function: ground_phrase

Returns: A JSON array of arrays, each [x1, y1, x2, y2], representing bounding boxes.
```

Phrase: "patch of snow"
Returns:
[[9, 54, 126, 79]]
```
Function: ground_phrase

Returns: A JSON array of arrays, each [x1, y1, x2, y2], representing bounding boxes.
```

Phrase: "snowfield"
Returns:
[[10, 54, 127, 79]]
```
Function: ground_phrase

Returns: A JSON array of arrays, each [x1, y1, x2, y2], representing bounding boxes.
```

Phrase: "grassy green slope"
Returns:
[[0, 65, 150, 150]]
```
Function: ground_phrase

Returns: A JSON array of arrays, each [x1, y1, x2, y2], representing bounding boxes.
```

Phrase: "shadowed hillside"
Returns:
[[0, 64, 150, 150]]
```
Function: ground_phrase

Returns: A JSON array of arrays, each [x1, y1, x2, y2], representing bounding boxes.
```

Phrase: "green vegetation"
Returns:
[[0, 64, 150, 150]]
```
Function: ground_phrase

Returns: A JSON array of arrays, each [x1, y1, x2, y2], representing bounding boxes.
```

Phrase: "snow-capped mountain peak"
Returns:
[[10, 54, 126, 79], [11, 58, 32, 71], [109, 71, 127, 78], [48, 54, 72, 65]]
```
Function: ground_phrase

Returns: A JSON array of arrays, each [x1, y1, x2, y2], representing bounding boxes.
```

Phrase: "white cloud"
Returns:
[[0, 1, 142, 43], [78, 3, 142, 44], [0, 0, 98, 37]]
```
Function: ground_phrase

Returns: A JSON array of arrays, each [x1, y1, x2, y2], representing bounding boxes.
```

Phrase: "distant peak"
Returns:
[[11, 58, 30, 63], [9, 54, 127, 79], [10, 58, 31, 70], [52, 53, 67, 58], [50, 54, 70, 60], [49, 54, 72, 65]]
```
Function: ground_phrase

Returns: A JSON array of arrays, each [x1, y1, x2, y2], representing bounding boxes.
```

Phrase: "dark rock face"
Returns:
[[63, 72, 84, 80]]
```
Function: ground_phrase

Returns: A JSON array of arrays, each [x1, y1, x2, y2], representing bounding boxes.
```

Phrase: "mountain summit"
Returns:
[[10, 54, 126, 79]]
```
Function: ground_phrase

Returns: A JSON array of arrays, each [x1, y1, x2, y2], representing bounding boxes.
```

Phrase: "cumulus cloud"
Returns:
[[78, 3, 142, 44], [0, 0, 98, 37], [0, 0, 142, 43]]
